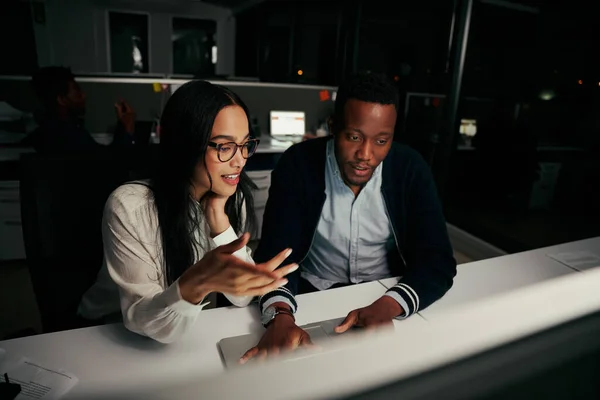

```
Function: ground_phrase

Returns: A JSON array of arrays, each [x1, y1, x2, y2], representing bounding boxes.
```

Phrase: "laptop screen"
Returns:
[[270, 111, 306, 136]]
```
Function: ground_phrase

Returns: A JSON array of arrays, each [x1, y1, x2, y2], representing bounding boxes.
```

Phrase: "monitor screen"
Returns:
[[460, 119, 477, 137], [270, 111, 306, 136]]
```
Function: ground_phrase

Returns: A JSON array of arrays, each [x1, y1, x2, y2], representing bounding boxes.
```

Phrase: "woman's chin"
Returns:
[[212, 184, 237, 198]]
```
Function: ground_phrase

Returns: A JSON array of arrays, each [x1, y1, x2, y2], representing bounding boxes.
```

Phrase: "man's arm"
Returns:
[[240, 147, 315, 363], [384, 156, 457, 319], [254, 149, 304, 315]]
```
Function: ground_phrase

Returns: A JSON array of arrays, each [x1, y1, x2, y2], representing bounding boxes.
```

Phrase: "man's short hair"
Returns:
[[333, 71, 400, 122], [31, 66, 75, 108]]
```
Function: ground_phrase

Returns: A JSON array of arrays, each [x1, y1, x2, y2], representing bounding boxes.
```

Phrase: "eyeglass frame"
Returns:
[[207, 138, 261, 162]]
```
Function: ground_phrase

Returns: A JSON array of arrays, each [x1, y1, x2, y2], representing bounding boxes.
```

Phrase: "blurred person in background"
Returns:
[[22, 66, 136, 153]]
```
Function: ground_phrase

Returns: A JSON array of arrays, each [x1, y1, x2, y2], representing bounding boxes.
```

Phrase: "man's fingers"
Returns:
[[268, 347, 280, 356], [239, 346, 258, 364], [256, 349, 268, 361], [335, 311, 358, 334], [302, 341, 322, 352], [364, 323, 379, 332], [283, 342, 296, 351], [301, 334, 320, 350], [304, 342, 321, 351], [217, 233, 250, 254], [261, 248, 293, 272], [366, 319, 394, 331]]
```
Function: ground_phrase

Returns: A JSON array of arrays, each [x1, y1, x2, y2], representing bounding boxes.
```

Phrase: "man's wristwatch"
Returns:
[[261, 305, 295, 327]]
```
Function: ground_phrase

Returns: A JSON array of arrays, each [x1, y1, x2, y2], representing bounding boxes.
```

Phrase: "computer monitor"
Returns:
[[269, 110, 306, 137], [344, 309, 600, 400], [459, 119, 477, 137]]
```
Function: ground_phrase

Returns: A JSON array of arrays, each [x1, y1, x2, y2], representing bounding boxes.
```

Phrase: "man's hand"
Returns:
[[240, 312, 315, 364], [335, 296, 403, 333], [114, 99, 136, 134]]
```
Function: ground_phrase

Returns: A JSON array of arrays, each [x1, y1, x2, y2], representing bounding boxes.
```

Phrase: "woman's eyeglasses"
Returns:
[[207, 138, 260, 162]]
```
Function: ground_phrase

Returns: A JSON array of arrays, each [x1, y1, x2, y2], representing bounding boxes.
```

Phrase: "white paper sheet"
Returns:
[[0, 349, 78, 400], [546, 251, 600, 271]]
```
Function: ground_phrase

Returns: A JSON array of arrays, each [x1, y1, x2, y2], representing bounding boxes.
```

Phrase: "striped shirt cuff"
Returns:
[[384, 283, 420, 320], [259, 287, 298, 314]]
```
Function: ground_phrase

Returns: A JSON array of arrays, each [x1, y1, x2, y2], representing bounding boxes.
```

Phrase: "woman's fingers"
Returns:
[[216, 233, 250, 255], [242, 278, 290, 297], [261, 248, 293, 272], [271, 262, 299, 279], [241, 262, 297, 288], [216, 254, 297, 297], [220, 272, 288, 297]]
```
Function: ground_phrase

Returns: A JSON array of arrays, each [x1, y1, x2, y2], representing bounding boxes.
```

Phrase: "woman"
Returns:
[[78, 81, 297, 343]]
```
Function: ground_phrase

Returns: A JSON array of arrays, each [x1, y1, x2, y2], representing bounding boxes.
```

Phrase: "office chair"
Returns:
[[19, 150, 129, 333]]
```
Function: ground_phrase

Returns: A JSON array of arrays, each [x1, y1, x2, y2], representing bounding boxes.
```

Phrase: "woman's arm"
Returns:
[[103, 190, 206, 344]]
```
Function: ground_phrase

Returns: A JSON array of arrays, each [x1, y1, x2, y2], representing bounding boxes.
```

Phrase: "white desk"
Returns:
[[380, 237, 599, 320], [140, 266, 600, 400], [0, 281, 425, 399], [539, 236, 600, 272], [1, 238, 597, 398]]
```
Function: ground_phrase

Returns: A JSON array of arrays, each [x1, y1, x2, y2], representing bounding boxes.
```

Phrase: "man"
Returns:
[[22, 66, 136, 153], [242, 72, 457, 362]]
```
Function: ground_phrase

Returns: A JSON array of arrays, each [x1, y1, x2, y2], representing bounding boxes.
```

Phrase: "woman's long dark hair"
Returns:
[[152, 80, 257, 285]]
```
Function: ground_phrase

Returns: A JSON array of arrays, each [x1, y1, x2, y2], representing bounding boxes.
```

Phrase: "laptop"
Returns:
[[218, 317, 362, 369], [269, 110, 306, 143]]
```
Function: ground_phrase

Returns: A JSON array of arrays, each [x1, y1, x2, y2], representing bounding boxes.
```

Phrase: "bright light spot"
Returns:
[[539, 89, 556, 101], [132, 42, 143, 72], [578, 79, 583, 85], [297, 69, 303, 76], [211, 46, 218, 64]]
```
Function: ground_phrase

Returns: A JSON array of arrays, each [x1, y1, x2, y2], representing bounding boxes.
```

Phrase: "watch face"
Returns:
[[261, 306, 277, 326]]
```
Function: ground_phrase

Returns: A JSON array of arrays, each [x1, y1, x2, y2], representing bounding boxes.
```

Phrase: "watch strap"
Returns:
[[265, 307, 295, 327]]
